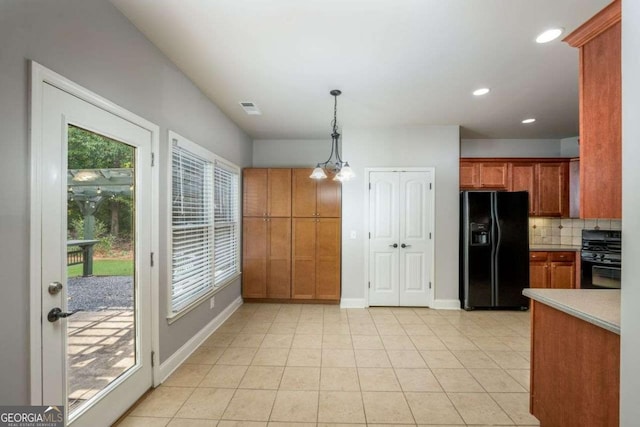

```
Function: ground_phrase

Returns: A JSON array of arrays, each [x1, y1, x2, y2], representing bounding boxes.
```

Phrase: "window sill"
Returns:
[[166, 272, 241, 324]]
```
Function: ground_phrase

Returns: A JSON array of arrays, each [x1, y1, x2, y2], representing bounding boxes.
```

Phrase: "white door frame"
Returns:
[[29, 61, 161, 405], [363, 167, 436, 307]]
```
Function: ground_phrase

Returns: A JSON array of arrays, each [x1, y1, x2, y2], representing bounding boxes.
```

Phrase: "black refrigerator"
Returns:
[[460, 191, 529, 310]]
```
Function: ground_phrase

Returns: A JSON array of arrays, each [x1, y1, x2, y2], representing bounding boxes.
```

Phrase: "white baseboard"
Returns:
[[157, 296, 243, 383], [340, 298, 366, 309], [430, 299, 461, 310]]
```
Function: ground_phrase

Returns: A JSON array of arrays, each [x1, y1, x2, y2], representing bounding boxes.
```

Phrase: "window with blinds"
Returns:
[[170, 133, 241, 315], [214, 164, 239, 285]]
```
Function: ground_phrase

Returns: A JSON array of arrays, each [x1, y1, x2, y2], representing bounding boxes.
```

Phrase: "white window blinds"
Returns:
[[214, 163, 240, 285], [169, 133, 241, 316], [171, 144, 214, 312]]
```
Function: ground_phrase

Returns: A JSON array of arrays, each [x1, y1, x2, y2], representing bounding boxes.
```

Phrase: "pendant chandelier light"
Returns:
[[310, 89, 354, 182]]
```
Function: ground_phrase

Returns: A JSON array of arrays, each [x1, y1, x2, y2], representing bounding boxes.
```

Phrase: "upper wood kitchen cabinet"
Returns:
[[460, 161, 509, 190], [511, 163, 536, 215], [243, 168, 291, 217], [564, 0, 621, 219], [536, 163, 568, 217], [461, 158, 569, 217], [292, 168, 341, 217]]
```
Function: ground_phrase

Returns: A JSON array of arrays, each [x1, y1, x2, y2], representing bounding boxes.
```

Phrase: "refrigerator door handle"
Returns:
[[494, 194, 502, 306], [490, 193, 496, 307], [463, 192, 470, 309]]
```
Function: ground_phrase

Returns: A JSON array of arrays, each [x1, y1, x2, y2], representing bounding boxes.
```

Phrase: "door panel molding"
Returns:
[[364, 168, 435, 307], [29, 61, 160, 409]]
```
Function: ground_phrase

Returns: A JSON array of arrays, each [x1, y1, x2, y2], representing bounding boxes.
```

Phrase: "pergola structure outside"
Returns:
[[67, 168, 134, 275]]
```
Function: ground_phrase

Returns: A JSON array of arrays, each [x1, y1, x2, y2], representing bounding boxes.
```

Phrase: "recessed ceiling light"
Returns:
[[522, 118, 536, 124], [536, 28, 563, 44], [473, 88, 490, 96]]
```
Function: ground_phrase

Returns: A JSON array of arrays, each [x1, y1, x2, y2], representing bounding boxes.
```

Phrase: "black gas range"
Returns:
[[581, 229, 621, 289]]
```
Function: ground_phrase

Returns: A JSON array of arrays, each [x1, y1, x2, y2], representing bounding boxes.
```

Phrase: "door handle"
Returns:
[[47, 307, 77, 323], [401, 244, 411, 248], [389, 243, 398, 248]]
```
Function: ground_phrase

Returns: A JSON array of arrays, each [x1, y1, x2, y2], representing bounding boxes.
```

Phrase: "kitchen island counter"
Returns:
[[523, 288, 620, 334], [523, 288, 620, 426]]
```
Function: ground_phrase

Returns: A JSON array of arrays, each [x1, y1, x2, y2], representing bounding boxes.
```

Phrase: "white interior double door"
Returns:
[[368, 170, 434, 306]]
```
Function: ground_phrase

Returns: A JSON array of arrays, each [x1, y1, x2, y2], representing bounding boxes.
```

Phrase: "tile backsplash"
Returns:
[[529, 218, 622, 246]]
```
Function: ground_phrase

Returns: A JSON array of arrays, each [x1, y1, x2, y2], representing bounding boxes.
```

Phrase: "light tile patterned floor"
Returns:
[[119, 304, 539, 426]]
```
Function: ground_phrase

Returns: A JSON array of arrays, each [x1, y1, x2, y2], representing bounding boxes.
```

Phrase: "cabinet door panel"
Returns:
[[268, 169, 292, 217], [530, 262, 548, 288], [581, 22, 621, 219], [460, 162, 479, 188], [317, 178, 341, 217], [242, 218, 267, 297], [511, 163, 536, 215], [243, 169, 268, 217], [292, 218, 316, 299], [537, 163, 567, 217], [480, 163, 509, 189], [550, 262, 576, 289], [316, 219, 341, 300], [267, 218, 291, 298], [292, 168, 317, 217]]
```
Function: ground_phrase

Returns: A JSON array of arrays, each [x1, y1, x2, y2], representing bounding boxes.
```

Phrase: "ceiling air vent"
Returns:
[[239, 101, 261, 115]]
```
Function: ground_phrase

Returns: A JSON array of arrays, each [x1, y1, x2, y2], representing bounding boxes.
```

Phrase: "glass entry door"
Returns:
[[40, 82, 153, 426]]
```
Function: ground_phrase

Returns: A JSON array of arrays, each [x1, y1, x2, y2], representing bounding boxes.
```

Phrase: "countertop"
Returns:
[[529, 244, 581, 252], [523, 288, 620, 334]]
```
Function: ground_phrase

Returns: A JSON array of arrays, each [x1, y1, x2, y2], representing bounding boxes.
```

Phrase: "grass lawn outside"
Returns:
[[68, 259, 133, 278]]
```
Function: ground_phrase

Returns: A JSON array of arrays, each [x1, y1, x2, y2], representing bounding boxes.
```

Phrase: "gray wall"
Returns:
[[621, 1, 639, 423], [0, 0, 251, 404], [251, 127, 461, 305], [461, 138, 563, 157], [253, 139, 328, 167], [560, 136, 580, 157], [341, 126, 461, 303]]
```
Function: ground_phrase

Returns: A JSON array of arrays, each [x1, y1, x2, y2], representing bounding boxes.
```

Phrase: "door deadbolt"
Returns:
[[48, 282, 63, 295]]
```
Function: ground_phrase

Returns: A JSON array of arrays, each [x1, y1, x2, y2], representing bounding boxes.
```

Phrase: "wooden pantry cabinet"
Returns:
[[242, 217, 291, 298], [242, 167, 341, 302], [292, 218, 341, 300], [564, 0, 621, 218], [461, 158, 569, 217], [243, 168, 291, 217], [292, 168, 341, 217], [529, 251, 576, 289]]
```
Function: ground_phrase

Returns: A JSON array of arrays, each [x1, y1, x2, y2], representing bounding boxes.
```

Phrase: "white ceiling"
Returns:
[[112, 0, 610, 140]]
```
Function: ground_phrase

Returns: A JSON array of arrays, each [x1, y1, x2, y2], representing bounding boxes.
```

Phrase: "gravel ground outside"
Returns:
[[67, 276, 133, 312]]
